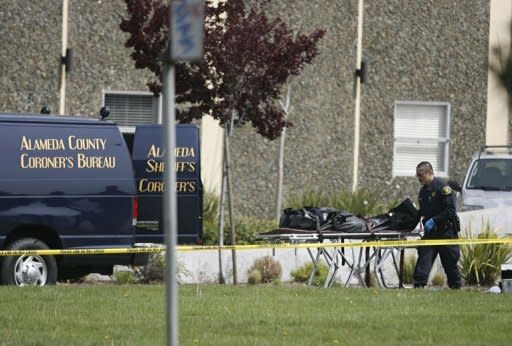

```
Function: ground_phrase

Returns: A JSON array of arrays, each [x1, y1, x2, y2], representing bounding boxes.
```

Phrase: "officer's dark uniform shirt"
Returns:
[[418, 177, 457, 236]]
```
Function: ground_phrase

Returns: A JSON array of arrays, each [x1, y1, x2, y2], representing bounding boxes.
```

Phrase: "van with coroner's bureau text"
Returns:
[[0, 113, 145, 286]]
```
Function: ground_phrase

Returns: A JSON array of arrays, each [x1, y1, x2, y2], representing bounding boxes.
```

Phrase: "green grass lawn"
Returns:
[[1, 284, 511, 345]]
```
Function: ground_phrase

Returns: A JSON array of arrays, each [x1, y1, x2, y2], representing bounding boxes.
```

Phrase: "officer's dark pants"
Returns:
[[413, 233, 461, 289]]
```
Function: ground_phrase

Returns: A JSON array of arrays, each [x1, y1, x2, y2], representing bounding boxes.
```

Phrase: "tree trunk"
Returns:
[[224, 125, 237, 285], [276, 82, 292, 224], [276, 127, 286, 224], [218, 110, 238, 285], [216, 153, 227, 284]]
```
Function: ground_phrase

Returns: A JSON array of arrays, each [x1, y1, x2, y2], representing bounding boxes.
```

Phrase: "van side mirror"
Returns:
[[99, 106, 110, 120]]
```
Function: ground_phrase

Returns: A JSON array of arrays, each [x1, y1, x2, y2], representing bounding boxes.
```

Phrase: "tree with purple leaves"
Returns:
[[120, 0, 325, 140]]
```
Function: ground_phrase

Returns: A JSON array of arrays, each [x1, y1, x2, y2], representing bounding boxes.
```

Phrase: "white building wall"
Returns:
[[486, 0, 512, 145], [200, 116, 223, 194]]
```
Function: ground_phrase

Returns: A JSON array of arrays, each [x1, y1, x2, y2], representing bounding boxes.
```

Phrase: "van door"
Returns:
[[131, 124, 202, 244]]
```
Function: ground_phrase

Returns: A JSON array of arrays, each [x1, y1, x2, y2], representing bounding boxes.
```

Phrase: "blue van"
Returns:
[[126, 124, 203, 244], [0, 113, 144, 286]]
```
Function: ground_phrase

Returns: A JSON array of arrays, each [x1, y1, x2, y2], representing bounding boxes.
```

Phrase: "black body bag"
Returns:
[[332, 211, 369, 233], [279, 207, 338, 231], [368, 198, 420, 231]]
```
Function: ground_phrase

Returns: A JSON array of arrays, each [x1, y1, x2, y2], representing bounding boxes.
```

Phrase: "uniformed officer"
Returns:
[[413, 161, 461, 289]]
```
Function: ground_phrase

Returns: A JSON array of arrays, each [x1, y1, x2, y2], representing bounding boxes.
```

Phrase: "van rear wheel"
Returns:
[[1, 238, 57, 286]]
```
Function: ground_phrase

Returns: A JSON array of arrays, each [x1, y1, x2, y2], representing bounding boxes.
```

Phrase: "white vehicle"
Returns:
[[460, 145, 512, 211]]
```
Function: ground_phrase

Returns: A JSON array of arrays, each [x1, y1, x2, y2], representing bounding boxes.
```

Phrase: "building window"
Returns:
[[102, 91, 160, 126], [393, 101, 451, 177]]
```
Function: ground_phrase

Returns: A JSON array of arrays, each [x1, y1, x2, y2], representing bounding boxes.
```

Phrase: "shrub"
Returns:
[[286, 186, 330, 209], [134, 254, 191, 284], [459, 221, 512, 286], [431, 271, 446, 287], [402, 254, 417, 285], [115, 270, 135, 285], [135, 253, 165, 283], [329, 189, 386, 216], [203, 214, 276, 245], [291, 262, 329, 287], [248, 256, 282, 283], [247, 269, 262, 285], [225, 217, 277, 245], [201, 190, 220, 245]]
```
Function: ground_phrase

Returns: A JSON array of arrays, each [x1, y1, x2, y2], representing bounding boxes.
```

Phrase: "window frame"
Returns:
[[392, 100, 451, 177]]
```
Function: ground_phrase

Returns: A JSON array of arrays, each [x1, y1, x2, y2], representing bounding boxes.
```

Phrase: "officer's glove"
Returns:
[[424, 218, 436, 234]]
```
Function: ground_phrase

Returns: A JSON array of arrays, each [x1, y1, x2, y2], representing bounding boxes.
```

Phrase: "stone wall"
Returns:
[[1, 2, 62, 112], [0, 0, 153, 117]]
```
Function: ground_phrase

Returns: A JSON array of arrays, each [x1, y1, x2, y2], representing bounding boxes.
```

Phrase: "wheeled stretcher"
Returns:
[[258, 228, 421, 288]]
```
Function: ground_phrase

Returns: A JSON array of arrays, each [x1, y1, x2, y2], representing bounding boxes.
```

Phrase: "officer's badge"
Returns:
[[442, 186, 453, 195], [431, 191, 436, 197]]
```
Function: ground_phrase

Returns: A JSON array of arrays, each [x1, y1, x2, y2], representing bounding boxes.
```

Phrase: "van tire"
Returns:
[[1, 238, 58, 286]]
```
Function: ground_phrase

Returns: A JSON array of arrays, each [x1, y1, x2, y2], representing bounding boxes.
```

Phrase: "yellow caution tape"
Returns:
[[0, 236, 511, 256], [0, 247, 165, 256], [176, 237, 512, 252]]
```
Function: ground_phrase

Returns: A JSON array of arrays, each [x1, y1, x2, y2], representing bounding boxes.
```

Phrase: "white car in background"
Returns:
[[460, 146, 512, 211]]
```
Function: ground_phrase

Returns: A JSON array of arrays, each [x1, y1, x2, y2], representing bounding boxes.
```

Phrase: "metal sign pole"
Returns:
[[163, 61, 178, 346], [59, 0, 69, 114], [166, 1, 204, 345]]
